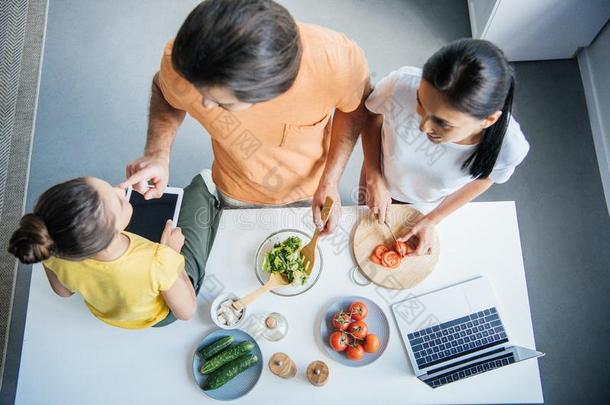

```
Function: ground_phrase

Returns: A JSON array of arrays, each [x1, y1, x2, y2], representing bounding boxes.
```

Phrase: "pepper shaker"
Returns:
[[306, 360, 329, 387], [268, 352, 297, 379]]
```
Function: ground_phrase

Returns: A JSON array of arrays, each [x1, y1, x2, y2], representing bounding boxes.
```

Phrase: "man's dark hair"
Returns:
[[172, 0, 302, 103]]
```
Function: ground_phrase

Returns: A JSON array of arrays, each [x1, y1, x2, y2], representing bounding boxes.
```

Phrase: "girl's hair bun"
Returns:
[[8, 213, 55, 264]]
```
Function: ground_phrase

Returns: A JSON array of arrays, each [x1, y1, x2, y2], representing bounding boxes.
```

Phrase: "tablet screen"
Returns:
[[126, 192, 178, 242]]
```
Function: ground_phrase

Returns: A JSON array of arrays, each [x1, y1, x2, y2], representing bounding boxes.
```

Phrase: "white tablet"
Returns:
[[125, 186, 183, 243]]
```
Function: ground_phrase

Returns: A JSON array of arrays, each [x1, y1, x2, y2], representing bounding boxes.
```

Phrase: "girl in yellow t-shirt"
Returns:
[[8, 174, 220, 329]]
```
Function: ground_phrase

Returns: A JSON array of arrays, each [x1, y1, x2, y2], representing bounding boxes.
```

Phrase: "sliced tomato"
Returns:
[[369, 253, 382, 265], [381, 250, 401, 268], [373, 244, 389, 260]]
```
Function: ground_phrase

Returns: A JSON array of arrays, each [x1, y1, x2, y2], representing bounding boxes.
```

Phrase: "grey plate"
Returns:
[[192, 329, 263, 401], [320, 296, 390, 367]]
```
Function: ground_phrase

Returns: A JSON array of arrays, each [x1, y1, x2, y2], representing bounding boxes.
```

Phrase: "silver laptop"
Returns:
[[391, 276, 544, 388]]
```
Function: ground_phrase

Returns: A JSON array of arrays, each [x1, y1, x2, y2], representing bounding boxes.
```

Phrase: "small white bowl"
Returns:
[[210, 292, 247, 330]]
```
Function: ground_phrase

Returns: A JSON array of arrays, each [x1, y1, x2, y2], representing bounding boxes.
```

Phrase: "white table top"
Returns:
[[16, 202, 543, 404]]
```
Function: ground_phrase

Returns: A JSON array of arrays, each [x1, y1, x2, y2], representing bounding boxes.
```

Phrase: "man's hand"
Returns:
[[366, 174, 392, 225], [121, 154, 169, 199], [159, 220, 184, 253], [312, 181, 341, 236]]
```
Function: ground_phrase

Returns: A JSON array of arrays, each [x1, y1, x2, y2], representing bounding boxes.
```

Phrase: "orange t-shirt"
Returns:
[[158, 22, 369, 204]]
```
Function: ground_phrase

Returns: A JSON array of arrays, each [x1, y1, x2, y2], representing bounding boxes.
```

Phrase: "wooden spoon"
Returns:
[[232, 272, 289, 311], [301, 196, 334, 275]]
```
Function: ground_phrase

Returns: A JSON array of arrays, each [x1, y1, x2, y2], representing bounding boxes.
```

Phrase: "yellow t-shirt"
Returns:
[[158, 22, 370, 204], [43, 232, 184, 329]]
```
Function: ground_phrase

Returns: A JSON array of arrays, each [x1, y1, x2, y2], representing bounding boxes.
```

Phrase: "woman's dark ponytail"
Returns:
[[8, 177, 116, 264], [9, 214, 56, 264], [463, 76, 514, 178], [423, 38, 515, 179]]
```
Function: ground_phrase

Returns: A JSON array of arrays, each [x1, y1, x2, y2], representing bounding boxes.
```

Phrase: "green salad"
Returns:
[[262, 236, 307, 285]]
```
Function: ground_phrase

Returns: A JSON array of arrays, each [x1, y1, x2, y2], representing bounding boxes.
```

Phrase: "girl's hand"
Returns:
[[366, 175, 392, 224], [398, 216, 436, 256], [160, 220, 184, 253]]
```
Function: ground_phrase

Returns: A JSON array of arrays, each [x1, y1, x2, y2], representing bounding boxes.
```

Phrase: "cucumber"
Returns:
[[203, 354, 259, 391], [199, 336, 234, 360], [200, 341, 254, 374]]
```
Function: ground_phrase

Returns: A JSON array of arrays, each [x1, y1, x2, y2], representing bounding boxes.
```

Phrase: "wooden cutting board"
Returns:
[[352, 205, 440, 289]]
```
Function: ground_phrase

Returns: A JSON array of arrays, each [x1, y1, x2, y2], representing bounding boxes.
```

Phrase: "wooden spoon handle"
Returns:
[[321, 196, 334, 224], [239, 283, 274, 307], [312, 197, 334, 241]]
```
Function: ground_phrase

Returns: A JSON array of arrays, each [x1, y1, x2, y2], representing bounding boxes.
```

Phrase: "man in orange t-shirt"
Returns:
[[122, 0, 370, 234]]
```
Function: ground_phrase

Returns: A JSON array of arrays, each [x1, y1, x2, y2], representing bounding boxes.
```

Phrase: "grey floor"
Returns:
[[2, 0, 610, 404]]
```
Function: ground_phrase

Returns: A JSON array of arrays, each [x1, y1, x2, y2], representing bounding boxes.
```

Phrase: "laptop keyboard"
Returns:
[[427, 352, 516, 388], [407, 307, 508, 369]]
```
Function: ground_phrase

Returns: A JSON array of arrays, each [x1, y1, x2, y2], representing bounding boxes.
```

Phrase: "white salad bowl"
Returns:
[[254, 229, 323, 297]]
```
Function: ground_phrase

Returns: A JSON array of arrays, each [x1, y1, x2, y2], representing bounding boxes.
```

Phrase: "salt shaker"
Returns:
[[262, 312, 288, 341]]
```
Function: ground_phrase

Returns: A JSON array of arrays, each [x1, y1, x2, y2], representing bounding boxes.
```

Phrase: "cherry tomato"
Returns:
[[381, 250, 401, 268], [369, 253, 382, 265], [363, 334, 380, 353], [349, 301, 368, 321], [348, 320, 368, 340], [393, 241, 409, 258], [329, 331, 349, 352], [373, 245, 389, 260], [346, 344, 365, 361], [332, 311, 352, 331]]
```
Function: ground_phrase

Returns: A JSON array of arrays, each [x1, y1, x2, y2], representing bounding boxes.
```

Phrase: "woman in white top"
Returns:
[[361, 39, 529, 255]]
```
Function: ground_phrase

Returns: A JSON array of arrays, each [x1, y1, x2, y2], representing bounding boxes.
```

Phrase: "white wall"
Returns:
[[469, 0, 610, 61], [468, 0, 498, 38], [578, 22, 610, 216]]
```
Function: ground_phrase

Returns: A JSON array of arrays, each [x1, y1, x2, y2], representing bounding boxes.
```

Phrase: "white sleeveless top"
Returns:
[[365, 66, 529, 204]]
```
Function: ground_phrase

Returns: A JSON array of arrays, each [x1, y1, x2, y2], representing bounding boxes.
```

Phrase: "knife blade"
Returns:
[[384, 220, 399, 245]]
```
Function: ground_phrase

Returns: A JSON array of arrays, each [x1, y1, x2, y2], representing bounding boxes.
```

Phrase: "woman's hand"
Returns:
[[366, 175, 392, 224], [160, 220, 184, 253], [398, 216, 436, 256]]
